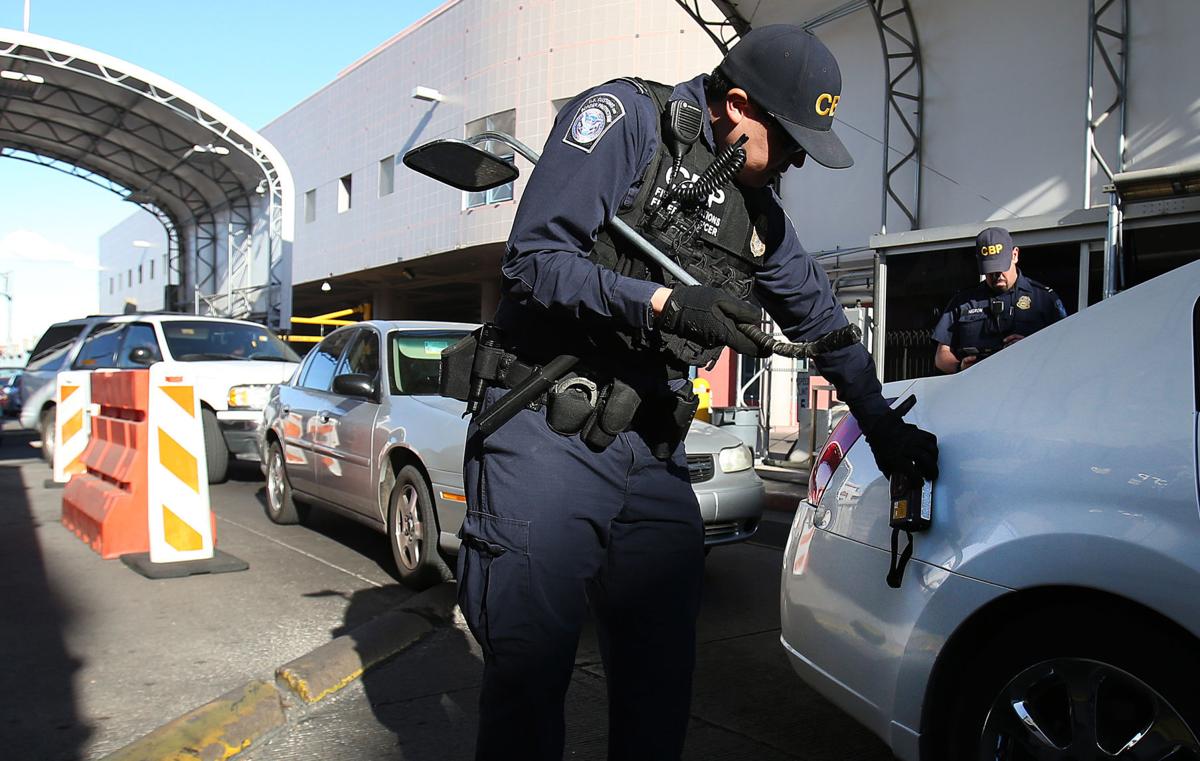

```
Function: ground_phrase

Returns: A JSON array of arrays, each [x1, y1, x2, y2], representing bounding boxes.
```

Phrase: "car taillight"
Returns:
[[807, 412, 864, 505]]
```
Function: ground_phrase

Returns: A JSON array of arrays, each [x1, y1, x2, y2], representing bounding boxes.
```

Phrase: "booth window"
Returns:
[[338, 174, 353, 213], [304, 189, 317, 223]]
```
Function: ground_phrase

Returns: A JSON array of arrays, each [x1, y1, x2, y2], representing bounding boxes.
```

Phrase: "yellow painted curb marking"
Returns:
[[160, 385, 196, 417], [163, 504, 204, 552], [158, 428, 199, 493]]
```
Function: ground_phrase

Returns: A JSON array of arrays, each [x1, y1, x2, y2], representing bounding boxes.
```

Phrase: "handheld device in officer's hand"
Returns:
[[886, 395, 933, 589]]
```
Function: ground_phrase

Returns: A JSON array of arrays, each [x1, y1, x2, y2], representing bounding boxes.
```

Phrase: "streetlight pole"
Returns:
[[0, 271, 12, 349]]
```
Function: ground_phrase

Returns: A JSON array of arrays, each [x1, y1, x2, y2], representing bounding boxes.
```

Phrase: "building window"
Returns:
[[465, 110, 516, 208], [149, 259, 154, 280], [138, 264, 143, 284], [338, 174, 353, 213], [109, 277, 114, 294], [128, 269, 133, 287], [305, 189, 317, 223], [379, 155, 395, 197]]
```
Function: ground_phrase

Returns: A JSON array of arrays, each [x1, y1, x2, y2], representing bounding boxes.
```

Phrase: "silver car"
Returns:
[[260, 320, 765, 589], [781, 261, 1200, 760]]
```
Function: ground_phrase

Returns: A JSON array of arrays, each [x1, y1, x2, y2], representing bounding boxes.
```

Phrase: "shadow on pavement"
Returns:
[[0, 435, 90, 759], [250, 487, 404, 584], [348, 584, 484, 760]]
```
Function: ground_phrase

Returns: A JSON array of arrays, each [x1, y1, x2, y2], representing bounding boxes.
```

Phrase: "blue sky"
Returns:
[[0, 0, 444, 351]]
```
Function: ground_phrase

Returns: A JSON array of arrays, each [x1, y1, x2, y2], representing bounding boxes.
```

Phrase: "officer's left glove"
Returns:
[[861, 397, 939, 481], [657, 285, 763, 357]]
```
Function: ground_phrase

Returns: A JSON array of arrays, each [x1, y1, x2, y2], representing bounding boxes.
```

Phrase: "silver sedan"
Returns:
[[781, 261, 1200, 760], [260, 320, 764, 589]]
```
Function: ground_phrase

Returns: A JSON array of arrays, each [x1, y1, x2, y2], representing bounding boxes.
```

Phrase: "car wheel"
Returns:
[[387, 464, 451, 590], [944, 605, 1200, 761], [264, 440, 306, 525], [40, 406, 55, 465], [201, 408, 230, 484]]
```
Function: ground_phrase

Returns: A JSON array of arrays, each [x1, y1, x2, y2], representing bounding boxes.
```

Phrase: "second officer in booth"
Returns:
[[451, 24, 940, 761], [932, 226, 1067, 374]]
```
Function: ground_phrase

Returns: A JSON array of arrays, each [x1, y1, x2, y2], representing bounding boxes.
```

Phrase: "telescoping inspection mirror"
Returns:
[[401, 130, 862, 364], [401, 139, 519, 192]]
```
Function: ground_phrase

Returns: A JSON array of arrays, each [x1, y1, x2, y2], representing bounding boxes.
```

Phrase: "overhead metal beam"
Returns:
[[1085, 0, 1128, 209], [867, 0, 923, 234]]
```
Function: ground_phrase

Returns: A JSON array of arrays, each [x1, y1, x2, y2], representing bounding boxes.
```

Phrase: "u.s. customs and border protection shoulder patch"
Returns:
[[1016, 295, 1032, 310], [563, 93, 625, 154]]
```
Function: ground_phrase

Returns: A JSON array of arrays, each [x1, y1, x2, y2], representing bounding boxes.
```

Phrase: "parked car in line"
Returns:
[[20, 314, 300, 482], [0, 368, 22, 416], [258, 320, 765, 589], [780, 261, 1200, 761]]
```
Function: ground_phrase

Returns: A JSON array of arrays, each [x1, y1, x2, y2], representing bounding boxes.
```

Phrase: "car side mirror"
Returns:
[[128, 345, 158, 366], [332, 373, 377, 399]]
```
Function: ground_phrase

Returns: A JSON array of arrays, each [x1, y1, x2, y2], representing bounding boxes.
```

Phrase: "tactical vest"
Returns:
[[586, 78, 772, 367]]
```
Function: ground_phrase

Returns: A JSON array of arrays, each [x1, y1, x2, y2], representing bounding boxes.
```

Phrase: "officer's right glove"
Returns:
[[861, 397, 939, 481], [656, 285, 762, 357]]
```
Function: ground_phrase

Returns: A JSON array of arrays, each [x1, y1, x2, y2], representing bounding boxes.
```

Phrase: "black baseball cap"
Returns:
[[717, 25, 853, 169], [975, 227, 1015, 274]]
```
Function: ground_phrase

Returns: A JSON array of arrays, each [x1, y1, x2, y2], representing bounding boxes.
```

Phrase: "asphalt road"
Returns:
[[2, 420, 894, 760]]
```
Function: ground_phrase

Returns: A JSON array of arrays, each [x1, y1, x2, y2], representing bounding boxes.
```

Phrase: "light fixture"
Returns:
[[320, 281, 332, 292], [399, 268, 416, 281], [188, 143, 231, 162], [0, 70, 43, 97], [132, 240, 153, 248], [411, 86, 443, 103]]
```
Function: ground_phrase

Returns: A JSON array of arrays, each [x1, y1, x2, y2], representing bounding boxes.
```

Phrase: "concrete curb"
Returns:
[[100, 582, 460, 761]]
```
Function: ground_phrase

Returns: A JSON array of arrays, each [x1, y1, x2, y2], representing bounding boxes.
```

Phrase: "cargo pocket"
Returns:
[[456, 510, 530, 657]]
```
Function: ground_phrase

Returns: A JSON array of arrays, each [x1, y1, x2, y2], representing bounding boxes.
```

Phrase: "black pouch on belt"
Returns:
[[546, 375, 599, 435], [647, 386, 700, 460], [582, 379, 641, 451], [439, 329, 479, 401]]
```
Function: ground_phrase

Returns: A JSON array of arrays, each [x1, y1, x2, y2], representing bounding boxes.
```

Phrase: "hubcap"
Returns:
[[267, 450, 285, 512], [393, 484, 423, 571], [980, 657, 1200, 760]]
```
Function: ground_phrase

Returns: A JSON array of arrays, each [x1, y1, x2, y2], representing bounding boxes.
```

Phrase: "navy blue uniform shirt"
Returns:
[[496, 75, 889, 423], [932, 272, 1067, 357]]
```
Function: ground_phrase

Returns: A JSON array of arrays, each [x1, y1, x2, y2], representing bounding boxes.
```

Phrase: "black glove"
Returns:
[[862, 396, 939, 481], [656, 285, 762, 356]]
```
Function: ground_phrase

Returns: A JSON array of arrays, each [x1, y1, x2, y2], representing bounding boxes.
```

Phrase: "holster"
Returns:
[[641, 385, 699, 460]]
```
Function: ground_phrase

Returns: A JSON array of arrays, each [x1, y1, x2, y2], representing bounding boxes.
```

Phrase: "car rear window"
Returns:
[[161, 321, 299, 363], [27, 323, 86, 369], [389, 331, 466, 395]]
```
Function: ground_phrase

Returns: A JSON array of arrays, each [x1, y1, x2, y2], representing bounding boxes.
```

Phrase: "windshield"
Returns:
[[389, 330, 468, 395], [162, 321, 300, 363]]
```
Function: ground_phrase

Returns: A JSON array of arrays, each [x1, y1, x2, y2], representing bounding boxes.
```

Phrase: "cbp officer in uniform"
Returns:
[[457, 25, 938, 761], [933, 227, 1068, 373]]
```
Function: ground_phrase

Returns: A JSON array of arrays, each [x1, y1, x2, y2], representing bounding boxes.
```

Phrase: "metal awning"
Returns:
[[0, 30, 293, 328]]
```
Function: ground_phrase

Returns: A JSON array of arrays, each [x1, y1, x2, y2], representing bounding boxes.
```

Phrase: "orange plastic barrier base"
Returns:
[[62, 474, 150, 559]]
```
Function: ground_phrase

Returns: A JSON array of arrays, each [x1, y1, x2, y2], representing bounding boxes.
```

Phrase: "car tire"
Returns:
[[39, 406, 55, 465], [201, 408, 230, 484], [942, 602, 1200, 761], [387, 464, 451, 591], [264, 440, 306, 525]]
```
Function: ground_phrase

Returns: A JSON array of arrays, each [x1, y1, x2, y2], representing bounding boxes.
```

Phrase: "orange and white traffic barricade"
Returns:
[[145, 362, 215, 562], [62, 366, 245, 577], [52, 370, 93, 484]]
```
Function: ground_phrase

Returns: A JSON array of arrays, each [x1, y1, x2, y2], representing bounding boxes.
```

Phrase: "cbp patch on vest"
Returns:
[[563, 93, 625, 154]]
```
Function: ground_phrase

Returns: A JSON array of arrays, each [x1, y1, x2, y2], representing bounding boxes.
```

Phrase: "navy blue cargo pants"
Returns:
[[458, 387, 705, 761]]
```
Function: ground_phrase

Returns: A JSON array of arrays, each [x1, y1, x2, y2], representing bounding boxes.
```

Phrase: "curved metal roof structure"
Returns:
[[0, 29, 293, 328]]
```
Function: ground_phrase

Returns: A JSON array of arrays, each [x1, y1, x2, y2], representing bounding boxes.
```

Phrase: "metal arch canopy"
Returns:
[[0, 29, 294, 329]]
